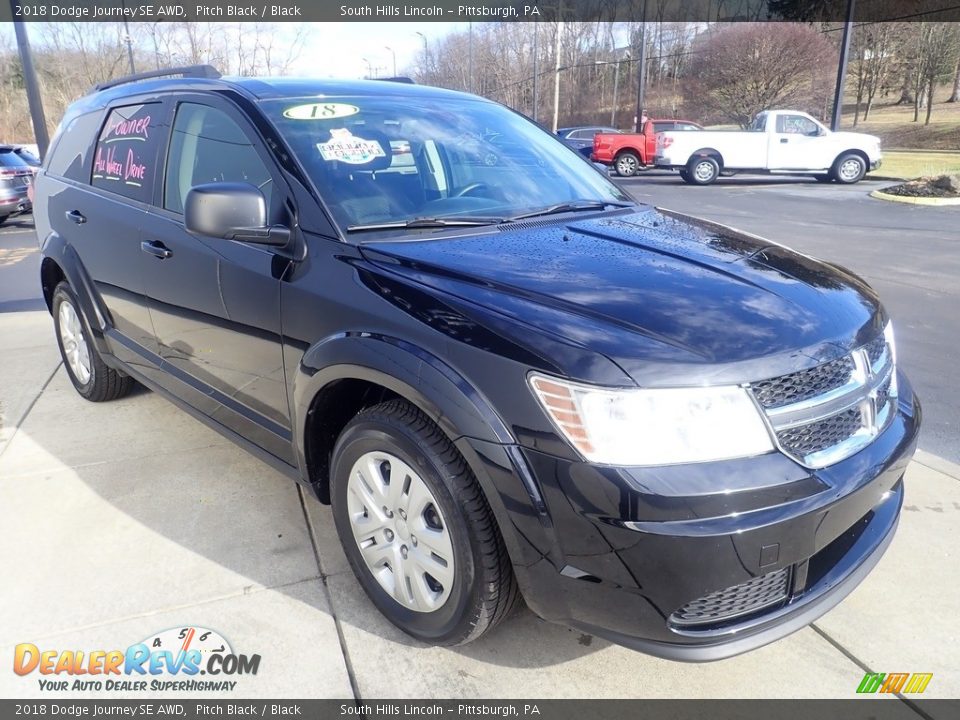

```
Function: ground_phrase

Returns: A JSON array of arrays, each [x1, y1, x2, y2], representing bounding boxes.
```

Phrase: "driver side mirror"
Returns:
[[184, 182, 290, 246]]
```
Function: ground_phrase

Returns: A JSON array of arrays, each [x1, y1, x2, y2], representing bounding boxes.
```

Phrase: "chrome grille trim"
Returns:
[[749, 336, 897, 469]]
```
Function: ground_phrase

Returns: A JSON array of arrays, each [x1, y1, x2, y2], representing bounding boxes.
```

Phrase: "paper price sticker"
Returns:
[[318, 129, 386, 165]]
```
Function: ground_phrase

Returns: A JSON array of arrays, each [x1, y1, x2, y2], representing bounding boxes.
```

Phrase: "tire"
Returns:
[[0, 215, 8, 226], [614, 150, 641, 177], [832, 153, 867, 184], [678, 169, 691, 183], [330, 399, 519, 646], [814, 174, 833, 183], [687, 156, 720, 185], [52, 281, 134, 402]]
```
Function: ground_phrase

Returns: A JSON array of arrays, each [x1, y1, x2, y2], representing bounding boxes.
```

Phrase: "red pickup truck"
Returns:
[[593, 119, 703, 176]]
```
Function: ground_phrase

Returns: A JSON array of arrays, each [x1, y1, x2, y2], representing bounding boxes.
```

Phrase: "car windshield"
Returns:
[[263, 95, 632, 235]]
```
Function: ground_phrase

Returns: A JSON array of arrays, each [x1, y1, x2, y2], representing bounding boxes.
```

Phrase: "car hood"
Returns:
[[359, 208, 884, 386], [832, 131, 881, 146]]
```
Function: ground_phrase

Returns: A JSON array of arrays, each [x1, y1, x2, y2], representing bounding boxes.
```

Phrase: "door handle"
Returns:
[[66, 210, 86, 224], [780, 138, 789, 144], [140, 240, 173, 260]]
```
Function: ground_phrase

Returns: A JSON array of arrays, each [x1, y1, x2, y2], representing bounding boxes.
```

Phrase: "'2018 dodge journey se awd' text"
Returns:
[[34, 66, 920, 660]]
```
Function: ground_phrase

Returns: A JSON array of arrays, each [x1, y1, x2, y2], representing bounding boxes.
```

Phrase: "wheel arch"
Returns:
[[689, 148, 725, 168], [293, 333, 515, 506], [833, 148, 870, 169]]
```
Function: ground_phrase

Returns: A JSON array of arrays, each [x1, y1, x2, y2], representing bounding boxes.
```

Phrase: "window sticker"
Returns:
[[283, 103, 359, 120], [317, 128, 386, 165]]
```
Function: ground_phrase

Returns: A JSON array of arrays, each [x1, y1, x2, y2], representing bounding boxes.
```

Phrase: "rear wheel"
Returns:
[[686, 156, 720, 185], [678, 169, 691, 183], [614, 151, 641, 177], [330, 399, 519, 645], [52, 282, 134, 402], [832, 154, 867, 184]]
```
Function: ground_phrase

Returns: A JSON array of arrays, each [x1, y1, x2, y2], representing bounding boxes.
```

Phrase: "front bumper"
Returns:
[[481, 374, 920, 661]]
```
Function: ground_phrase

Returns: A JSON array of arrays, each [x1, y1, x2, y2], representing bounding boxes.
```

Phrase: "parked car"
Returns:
[[35, 67, 919, 660], [0, 145, 34, 224], [557, 126, 621, 158], [656, 110, 882, 185], [593, 119, 702, 176], [12, 145, 42, 170]]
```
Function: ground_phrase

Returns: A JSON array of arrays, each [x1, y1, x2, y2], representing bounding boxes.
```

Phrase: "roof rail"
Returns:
[[375, 77, 416, 84], [93, 65, 221, 93]]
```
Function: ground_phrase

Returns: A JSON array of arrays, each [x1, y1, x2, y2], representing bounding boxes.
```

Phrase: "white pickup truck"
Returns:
[[655, 110, 882, 185]]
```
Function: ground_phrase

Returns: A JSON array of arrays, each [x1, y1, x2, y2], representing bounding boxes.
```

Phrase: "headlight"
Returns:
[[529, 374, 774, 466], [884, 320, 898, 396]]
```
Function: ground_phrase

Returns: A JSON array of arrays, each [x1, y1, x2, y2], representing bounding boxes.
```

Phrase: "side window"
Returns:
[[677, 123, 700, 132], [91, 104, 163, 203], [164, 103, 273, 216], [776, 114, 818, 135], [652, 122, 675, 133], [46, 111, 103, 182]]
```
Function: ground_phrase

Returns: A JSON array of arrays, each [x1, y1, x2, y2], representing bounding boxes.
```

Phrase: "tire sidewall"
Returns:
[[689, 156, 719, 185], [330, 418, 480, 643], [52, 283, 96, 396], [833, 154, 866, 184]]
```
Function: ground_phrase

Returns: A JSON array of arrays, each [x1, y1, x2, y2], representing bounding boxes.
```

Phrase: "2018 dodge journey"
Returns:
[[34, 66, 920, 661]]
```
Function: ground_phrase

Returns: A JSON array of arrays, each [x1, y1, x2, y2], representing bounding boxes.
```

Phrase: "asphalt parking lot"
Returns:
[[1, 179, 958, 706]]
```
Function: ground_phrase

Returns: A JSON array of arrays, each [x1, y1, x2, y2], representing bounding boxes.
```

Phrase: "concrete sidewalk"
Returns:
[[1, 309, 957, 704]]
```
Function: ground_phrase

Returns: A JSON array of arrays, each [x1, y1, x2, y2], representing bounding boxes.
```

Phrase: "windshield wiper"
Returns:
[[347, 216, 505, 233], [505, 200, 633, 222]]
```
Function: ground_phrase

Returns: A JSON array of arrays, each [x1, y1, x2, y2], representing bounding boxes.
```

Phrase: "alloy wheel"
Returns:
[[58, 300, 92, 385]]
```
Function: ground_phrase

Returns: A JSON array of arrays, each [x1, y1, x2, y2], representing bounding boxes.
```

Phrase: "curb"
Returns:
[[865, 175, 907, 182], [869, 190, 960, 206], [913, 449, 960, 480]]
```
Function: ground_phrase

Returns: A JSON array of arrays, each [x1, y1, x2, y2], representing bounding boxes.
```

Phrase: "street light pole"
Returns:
[[10, 4, 49, 156], [611, 62, 620, 127], [384, 46, 397, 76], [362, 57, 374, 78]]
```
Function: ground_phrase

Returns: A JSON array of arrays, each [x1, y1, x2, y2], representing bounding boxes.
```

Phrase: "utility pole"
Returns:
[[468, 22, 474, 93], [552, 9, 563, 133], [10, 3, 49, 156], [634, 0, 648, 133], [532, 23, 539, 121], [611, 61, 621, 127], [831, 0, 856, 131], [121, 0, 135, 73]]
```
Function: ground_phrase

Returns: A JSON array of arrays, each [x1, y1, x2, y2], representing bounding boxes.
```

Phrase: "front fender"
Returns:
[[293, 332, 514, 458], [291, 332, 552, 574]]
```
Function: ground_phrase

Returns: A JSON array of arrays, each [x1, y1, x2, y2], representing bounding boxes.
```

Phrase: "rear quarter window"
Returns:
[[46, 112, 104, 182], [91, 104, 164, 203]]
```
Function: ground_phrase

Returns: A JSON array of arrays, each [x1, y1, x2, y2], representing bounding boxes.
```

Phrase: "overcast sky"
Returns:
[[0, 21, 466, 80]]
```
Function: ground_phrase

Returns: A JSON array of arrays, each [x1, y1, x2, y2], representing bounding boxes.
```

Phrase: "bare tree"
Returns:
[[682, 23, 837, 127]]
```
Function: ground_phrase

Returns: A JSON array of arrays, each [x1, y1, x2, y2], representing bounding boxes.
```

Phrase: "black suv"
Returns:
[[35, 66, 920, 660]]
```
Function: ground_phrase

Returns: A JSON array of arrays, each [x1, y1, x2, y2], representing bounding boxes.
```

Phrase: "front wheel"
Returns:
[[686, 156, 720, 185], [832, 154, 867, 184], [614, 151, 641, 177], [330, 399, 519, 645]]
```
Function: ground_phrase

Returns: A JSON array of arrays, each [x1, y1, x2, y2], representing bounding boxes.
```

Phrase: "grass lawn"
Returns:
[[873, 151, 960, 180], [840, 88, 960, 152]]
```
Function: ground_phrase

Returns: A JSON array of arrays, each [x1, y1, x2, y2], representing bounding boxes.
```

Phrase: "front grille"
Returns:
[[752, 355, 854, 409], [776, 407, 863, 457], [864, 335, 886, 366], [749, 334, 895, 468], [670, 568, 791, 628]]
